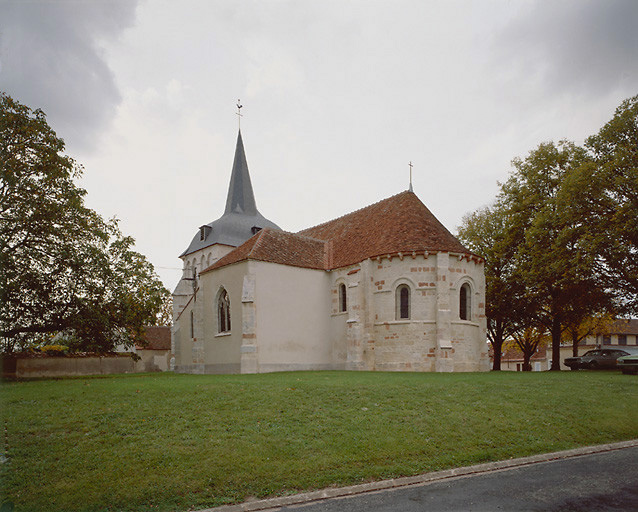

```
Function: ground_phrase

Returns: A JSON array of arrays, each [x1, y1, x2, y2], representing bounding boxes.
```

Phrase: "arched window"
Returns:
[[460, 283, 471, 320], [338, 283, 347, 313], [396, 284, 410, 320], [217, 288, 231, 333]]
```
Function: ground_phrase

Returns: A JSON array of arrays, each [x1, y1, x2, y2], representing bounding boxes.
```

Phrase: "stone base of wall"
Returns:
[[258, 363, 340, 373], [174, 363, 241, 374]]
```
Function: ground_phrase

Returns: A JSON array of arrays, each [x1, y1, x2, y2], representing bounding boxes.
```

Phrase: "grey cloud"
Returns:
[[494, 0, 638, 96], [0, 0, 138, 151]]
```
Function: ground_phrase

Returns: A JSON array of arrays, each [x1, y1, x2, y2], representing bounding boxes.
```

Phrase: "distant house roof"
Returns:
[[138, 326, 171, 351], [202, 190, 476, 274], [489, 345, 548, 362], [608, 319, 638, 335]]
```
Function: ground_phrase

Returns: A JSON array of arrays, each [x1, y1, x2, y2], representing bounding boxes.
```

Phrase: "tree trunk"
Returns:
[[572, 331, 579, 357], [490, 326, 504, 371], [550, 314, 562, 371], [491, 340, 502, 371]]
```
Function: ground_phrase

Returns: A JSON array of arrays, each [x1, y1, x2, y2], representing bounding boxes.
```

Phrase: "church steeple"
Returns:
[[179, 128, 281, 258], [224, 130, 258, 215]]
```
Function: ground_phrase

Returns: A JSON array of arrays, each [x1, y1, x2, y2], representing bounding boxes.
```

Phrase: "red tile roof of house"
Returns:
[[202, 191, 473, 273], [488, 345, 548, 362], [138, 326, 171, 350], [609, 319, 638, 335]]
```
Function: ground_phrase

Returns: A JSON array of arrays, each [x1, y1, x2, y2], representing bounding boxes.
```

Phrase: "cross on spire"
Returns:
[[236, 99, 243, 130], [408, 161, 413, 192]]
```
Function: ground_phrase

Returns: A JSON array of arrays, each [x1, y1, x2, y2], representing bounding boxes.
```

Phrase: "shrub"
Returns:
[[40, 345, 68, 356]]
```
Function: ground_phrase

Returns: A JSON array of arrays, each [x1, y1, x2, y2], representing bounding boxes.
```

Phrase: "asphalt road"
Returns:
[[280, 446, 638, 512]]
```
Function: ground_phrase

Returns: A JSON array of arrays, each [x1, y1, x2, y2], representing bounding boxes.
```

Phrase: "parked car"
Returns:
[[564, 349, 633, 370], [617, 354, 638, 374]]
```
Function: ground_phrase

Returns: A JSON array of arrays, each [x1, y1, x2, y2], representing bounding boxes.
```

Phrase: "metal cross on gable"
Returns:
[[236, 99, 243, 129], [409, 161, 414, 192]]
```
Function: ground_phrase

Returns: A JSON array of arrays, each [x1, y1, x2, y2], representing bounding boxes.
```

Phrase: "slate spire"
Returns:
[[224, 130, 258, 215], [179, 129, 281, 258]]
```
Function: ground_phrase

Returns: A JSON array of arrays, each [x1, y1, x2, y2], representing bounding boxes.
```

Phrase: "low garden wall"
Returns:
[[2, 351, 170, 379]]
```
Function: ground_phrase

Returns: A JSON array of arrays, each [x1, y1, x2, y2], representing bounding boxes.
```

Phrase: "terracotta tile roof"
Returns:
[[138, 326, 171, 350], [203, 229, 327, 272], [608, 319, 638, 335], [299, 191, 471, 269], [202, 191, 473, 273]]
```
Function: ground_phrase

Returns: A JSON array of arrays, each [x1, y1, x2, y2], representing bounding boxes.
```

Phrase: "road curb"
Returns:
[[199, 439, 638, 512]]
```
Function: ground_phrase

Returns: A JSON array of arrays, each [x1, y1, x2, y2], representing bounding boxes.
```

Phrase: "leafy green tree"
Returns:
[[562, 313, 615, 358], [508, 326, 547, 372], [500, 140, 608, 370], [565, 95, 638, 314], [458, 202, 523, 370], [0, 93, 168, 353]]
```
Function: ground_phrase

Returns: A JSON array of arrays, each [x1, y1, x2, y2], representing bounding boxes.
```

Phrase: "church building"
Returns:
[[172, 130, 489, 373]]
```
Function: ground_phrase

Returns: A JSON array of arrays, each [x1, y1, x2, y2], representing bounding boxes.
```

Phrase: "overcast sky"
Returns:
[[1, 0, 637, 290]]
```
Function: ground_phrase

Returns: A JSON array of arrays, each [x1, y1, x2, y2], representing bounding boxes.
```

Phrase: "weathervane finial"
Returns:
[[236, 99, 243, 130]]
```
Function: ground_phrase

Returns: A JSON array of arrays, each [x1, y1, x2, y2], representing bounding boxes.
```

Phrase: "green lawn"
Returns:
[[1, 370, 637, 512]]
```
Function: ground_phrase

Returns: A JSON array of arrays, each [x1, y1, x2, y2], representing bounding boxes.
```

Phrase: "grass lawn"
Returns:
[[1, 370, 637, 512]]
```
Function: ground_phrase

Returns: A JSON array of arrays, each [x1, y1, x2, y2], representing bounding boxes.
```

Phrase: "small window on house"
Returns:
[[338, 283, 347, 313], [460, 283, 471, 321], [396, 284, 410, 320], [217, 288, 231, 333], [251, 226, 262, 235], [190, 311, 194, 339], [603, 335, 611, 345], [618, 334, 627, 346]]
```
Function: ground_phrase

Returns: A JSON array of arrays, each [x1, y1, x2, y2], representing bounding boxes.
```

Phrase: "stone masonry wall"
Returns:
[[331, 252, 488, 372]]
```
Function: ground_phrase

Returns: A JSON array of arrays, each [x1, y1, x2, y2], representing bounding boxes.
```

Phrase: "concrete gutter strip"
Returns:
[[198, 439, 638, 512]]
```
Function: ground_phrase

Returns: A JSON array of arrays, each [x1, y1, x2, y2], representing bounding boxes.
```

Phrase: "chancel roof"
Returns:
[[299, 191, 470, 268], [202, 191, 474, 274], [180, 131, 280, 257]]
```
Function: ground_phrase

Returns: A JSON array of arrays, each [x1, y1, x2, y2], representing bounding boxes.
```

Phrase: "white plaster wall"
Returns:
[[173, 298, 194, 371], [251, 261, 333, 372], [197, 261, 249, 373], [172, 244, 236, 324]]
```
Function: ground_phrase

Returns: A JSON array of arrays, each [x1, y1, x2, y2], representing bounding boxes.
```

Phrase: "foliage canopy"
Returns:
[[0, 93, 169, 353], [459, 94, 638, 370]]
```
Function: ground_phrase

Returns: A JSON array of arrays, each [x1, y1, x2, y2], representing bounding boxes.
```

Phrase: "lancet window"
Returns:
[[460, 283, 471, 321], [338, 283, 347, 313], [217, 288, 231, 333], [396, 284, 411, 320]]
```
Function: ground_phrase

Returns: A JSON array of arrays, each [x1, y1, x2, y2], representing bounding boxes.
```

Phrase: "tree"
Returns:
[[458, 202, 523, 370], [500, 140, 608, 370], [566, 95, 638, 315], [508, 326, 547, 372], [0, 93, 169, 353], [562, 313, 615, 358], [156, 294, 173, 327]]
